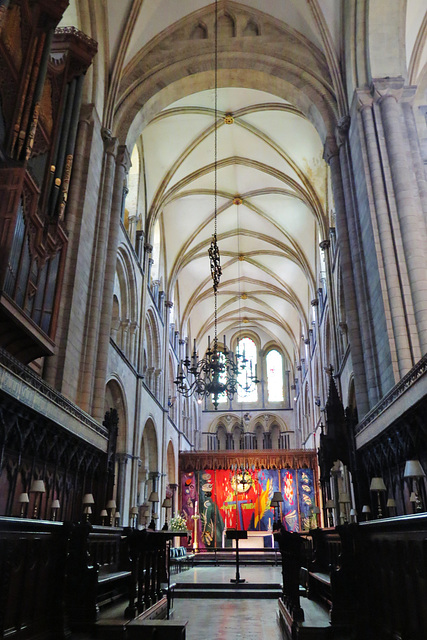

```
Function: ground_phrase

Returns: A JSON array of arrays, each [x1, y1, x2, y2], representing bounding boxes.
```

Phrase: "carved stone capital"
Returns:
[[102, 129, 118, 156], [319, 239, 330, 250], [144, 244, 153, 254], [356, 89, 374, 112], [165, 300, 174, 309], [116, 145, 132, 173], [323, 135, 339, 164], [311, 298, 319, 307], [370, 76, 406, 104], [335, 115, 351, 147]]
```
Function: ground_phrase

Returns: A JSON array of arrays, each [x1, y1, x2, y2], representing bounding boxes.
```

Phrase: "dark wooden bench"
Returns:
[[306, 528, 341, 612]]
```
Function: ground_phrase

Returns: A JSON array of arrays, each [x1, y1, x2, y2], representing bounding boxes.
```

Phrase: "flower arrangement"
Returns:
[[170, 513, 187, 532]]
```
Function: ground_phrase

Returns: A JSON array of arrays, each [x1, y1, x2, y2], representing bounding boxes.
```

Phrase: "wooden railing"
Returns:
[[126, 529, 173, 620]]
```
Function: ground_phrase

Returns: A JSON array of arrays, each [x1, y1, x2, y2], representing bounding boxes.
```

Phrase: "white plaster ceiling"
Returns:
[[142, 87, 323, 361]]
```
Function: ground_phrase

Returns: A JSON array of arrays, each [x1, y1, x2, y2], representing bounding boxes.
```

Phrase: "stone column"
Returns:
[[92, 145, 131, 421], [358, 89, 418, 377], [129, 321, 138, 366], [120, 319, 130, 354], [160, 300, 174, 522], [78, 129, 118, 412], [324, 132, 370, 415], [319, 239, 340, 370], [374, 80, 427, 355]]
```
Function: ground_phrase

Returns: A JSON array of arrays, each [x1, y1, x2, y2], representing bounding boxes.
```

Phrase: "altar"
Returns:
[[222, 529, 274, 549]]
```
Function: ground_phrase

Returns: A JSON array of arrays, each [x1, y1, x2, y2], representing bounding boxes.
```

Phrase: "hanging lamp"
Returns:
[[174, 0, 259, 410]]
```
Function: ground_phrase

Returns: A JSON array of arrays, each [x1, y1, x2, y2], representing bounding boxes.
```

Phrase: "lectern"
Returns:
[[226, 529, 248, 584]]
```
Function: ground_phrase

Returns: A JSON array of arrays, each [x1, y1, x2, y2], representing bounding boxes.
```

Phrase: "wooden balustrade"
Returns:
[[126, 529, 173, 620]]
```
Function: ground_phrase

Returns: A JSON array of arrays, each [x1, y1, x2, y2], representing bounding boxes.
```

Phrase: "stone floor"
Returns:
[[171, 565, 284, 640], [73, 565, 285, 639]]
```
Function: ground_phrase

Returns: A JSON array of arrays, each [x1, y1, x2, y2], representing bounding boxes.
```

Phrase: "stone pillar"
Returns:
[[319, 239, 340, 370], [374, 80, 427, 355], [129, 321, 138, 366], [92, 145, 131, 421], [324, 132, 370, 415], [357, 89, 419, 377], [78, 130, 118, 412]]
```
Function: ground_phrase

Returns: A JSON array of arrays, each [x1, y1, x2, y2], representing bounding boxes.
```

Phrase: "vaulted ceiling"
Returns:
[[60, 1, 427, 364]]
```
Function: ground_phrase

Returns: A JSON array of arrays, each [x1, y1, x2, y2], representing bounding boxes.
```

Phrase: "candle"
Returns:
[[194, 500, 198, 514]]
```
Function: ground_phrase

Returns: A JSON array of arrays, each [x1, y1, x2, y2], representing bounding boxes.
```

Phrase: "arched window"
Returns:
[[266, 349, 284, 401], [237, 337, 257, 402], [151, 220, 161, 283]]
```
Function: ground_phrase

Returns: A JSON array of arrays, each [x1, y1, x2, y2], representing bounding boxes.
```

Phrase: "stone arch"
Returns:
[[115, 3, 337, 148], [137, 417, 160, 516], [243, 18, 259, 37], [104, 378, 128, 511], [144, 307, 162, 396], [104, 378, 127, 453], [218, 11, 235, 37], [190, 22, 208, 40], [115, 245, 139, 364], [166, 440, 176, 485], [217, 423, 227, 450]]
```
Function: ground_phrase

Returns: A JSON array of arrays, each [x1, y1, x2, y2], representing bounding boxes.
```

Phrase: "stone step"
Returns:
[[174, 586, 282, 599], [175, 581, 281, 590]]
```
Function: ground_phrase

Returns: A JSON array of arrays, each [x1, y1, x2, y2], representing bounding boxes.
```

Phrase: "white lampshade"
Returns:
[[30, 480, 46, 493], [51, 499, 60, 509], [114, 512, 121, 519], [312, 506, 321, 514], [339, 492, 351, 503], [148, 491, 159, 503], [143, 509, 150, 517], [370, 477, 387, 492], [350, 508, 357, 516], [84, 506, 92, 514], [325, 499, 334, 509], [18, 493, 29, 503], [386, 498, 396, 508], [410, 492, 417, 503], [100, 509, 108, 517], [82, 493, 95, 505], [106, 499, 116, 509], [362, 505, 371, 513], [153, 513, 159, 519], [404, 460, 426, 478], [162, 497, 172, 508], [130, 506, 139, 515]]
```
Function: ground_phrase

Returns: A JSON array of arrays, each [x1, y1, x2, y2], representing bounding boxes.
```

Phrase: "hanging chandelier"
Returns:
[[174, 0, 259, 410]]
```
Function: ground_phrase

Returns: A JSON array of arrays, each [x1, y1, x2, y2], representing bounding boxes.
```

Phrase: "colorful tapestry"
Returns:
[[180, 466, 316, 546], [297, 468, 315, 530], [280, 468, 299, 531]]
